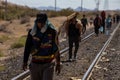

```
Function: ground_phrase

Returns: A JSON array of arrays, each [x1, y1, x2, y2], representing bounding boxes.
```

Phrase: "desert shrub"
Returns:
[[0, 25, 6, 32], [0, 1, 39, 20], [0, 50, 4, 57], [47, 8, 74, 17], [0, 35, 9, 43], [47, 11, 59, 17], [0, 65, 6, 71], [10, 36, 27, 49], [20, 16, 30, 24], [59, 8, 74, 16]]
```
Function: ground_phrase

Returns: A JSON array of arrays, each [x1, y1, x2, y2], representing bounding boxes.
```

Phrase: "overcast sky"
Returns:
[[7, 0, 120, 10]]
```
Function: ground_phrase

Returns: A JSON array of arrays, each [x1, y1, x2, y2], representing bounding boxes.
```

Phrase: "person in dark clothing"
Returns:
[[106, 15, 112, 35], [65, 13, 82, 61], [94, 14, 102, 36], [23, 13, 61, 80], [116, 14, 120, 23], [100, 11, 106, 33], [81, 14, 88, 34], [113, 15, 116, 23]]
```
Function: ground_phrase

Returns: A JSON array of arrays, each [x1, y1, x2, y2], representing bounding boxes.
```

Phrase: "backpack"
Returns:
[[94, 17, 101, 27]]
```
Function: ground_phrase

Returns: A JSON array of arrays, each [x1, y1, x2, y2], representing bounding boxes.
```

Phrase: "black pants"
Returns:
[[102, 21, 105, 33], [68, 37, 79, 59], [94, 26, 99, 36], [102, 20, 105, 33], [82, 25, 86, 34]]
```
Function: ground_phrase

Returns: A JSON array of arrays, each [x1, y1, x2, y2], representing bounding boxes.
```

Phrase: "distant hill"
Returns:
[[74, 7, 92, 11], [37, 6, 61, 11], [37, 6, 92, 11]]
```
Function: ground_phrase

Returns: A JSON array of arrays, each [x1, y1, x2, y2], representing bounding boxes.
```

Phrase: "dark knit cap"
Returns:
[[36, 12, 47, 23]]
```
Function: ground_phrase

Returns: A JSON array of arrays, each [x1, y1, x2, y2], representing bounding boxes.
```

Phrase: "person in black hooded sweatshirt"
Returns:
[[23, 12, 61, 80]]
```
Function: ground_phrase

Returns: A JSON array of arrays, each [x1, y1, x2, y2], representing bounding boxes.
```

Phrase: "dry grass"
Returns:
[[0, 50, 4, 57], [0, 35, 9, 43], [0, 65, 6, 71], [0, 16, 66, 58], [0, 10, 118, 58], [10, 36, 26, 49]]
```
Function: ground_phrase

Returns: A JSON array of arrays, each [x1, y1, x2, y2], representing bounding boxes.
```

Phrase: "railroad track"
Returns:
[[82, 23, 120, 80], [11, 23, 120, 80], [11, 32, 95, 80]]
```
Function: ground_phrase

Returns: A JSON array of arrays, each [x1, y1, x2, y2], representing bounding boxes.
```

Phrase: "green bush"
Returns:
[[0, 35, 9, 43], [11, 36, 27, 49], [0, 65, 6, 71], [0, 50, 4, 57]]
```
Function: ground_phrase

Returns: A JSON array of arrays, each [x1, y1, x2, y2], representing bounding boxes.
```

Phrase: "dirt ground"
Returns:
[[0, 15, 94, 80], [0, 16, 67, 58], [0, 14, 119, 80]]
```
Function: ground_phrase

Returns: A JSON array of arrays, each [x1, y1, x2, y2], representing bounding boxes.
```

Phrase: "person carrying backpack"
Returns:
[[93, 14, 102, 36], [23, 12, 61, 80], [81, 14, 88, 34], [65, 12, 82, 61]]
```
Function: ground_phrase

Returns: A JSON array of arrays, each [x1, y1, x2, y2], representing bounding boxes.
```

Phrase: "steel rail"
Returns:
[[60, 32, 94, 55], [82, 23, 120, 80], [11, 70, 30, 80], [11, 32, 94, 80]]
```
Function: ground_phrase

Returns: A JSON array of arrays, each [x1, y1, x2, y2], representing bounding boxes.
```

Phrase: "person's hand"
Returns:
[[23, 63, 27, 71], [55, 64, 61, 75]]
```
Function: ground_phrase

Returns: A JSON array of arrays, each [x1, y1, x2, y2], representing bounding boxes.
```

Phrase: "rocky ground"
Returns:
[[0, 16, 119, 80], [0, 17, 94, 80], [91, 23, 120, 80], [53, 23, 119, 80], [0, 16, 66, 80]]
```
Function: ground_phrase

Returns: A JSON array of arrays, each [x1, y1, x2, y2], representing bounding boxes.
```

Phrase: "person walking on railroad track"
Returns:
[[93, 14, 102, 36], [65, 12, 82, 61], [100, 10, 106, 33], [89, 17, 94, 26], [113, 15, 116, 24], [116, 14, 120, 23], [23, 12, 61, 80], [106, 15, 112, 35], [81, 14, 88, 34]]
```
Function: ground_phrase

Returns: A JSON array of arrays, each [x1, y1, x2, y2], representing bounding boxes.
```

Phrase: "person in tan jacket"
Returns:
[[64, 12, 82, 61]]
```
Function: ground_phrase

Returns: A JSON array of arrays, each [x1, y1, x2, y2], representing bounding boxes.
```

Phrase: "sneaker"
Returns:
[[73, 57, 77, 61], [68, 59, 72, 62]]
